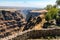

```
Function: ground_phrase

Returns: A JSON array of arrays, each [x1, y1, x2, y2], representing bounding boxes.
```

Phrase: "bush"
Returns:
[[45, 6, 58, 21], [56, 16, 60, 26]]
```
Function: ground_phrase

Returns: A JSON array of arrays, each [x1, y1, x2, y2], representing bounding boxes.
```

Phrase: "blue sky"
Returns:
[[0, 0, 56, 8]]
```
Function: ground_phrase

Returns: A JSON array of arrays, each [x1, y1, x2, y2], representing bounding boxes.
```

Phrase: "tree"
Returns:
[[56, 0, 60, 5], [53, 5, 57, 8], [45, 5, 52, 10]]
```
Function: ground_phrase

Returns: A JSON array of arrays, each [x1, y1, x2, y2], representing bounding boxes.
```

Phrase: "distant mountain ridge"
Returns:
[[0, 6, 44, 19], [0, 6, 44, 10]]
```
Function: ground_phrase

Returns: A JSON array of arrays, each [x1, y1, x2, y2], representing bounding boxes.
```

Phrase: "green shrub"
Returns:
[[45, 5, 58, 21]]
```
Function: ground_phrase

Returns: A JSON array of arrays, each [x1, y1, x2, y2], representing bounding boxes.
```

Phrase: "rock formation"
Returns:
[[23, 10, 47, 30], [0, 10, 26, 39], [0, 9, 47, 40]]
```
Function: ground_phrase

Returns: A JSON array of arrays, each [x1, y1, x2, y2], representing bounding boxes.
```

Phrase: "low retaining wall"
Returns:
[[11, 28, 60, 40]]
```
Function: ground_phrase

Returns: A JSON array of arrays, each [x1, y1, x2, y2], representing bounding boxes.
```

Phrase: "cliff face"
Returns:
[[0, 10, 46, 40], [23, 11, 46, 30], [0, 10, 26, 39]]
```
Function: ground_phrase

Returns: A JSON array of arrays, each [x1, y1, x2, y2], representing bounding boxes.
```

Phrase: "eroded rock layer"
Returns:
[[0, 10, 26, 39]]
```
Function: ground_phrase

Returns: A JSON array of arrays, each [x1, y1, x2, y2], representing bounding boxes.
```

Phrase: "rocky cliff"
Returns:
[[0, 10, 26, 39], [0, 10, 46, 40]]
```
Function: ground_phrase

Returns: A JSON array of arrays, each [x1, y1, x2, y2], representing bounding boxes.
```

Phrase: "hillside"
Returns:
[[0, 8, 58, 40], [0, 8, 48, 40], [0, 10, 26, 39]]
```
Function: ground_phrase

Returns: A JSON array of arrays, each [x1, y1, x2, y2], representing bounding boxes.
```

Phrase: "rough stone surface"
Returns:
[[11, 28, 60, 40]]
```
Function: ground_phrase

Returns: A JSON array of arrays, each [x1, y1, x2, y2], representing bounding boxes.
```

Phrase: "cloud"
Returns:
[[0, 1, 56, 8]]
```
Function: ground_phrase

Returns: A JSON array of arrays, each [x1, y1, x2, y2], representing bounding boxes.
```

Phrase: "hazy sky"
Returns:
[[0, 0, 56, 8]]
